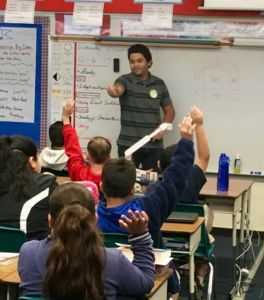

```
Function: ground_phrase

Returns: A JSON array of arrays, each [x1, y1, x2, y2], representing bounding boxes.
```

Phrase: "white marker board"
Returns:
[[50, 40, 264, 174]]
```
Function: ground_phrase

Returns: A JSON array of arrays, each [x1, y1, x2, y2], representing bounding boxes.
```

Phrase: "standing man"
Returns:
[[107, 44, 175, 170]]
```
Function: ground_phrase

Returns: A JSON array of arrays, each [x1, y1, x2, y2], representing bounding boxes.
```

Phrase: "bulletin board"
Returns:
[[0, 17, 50, 148], [0, 23, 42, 145]]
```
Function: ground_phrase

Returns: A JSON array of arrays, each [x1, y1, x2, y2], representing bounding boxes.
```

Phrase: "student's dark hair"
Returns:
[[49, 121, 64, 148], [128, 44, 153, 67], [102, 158, 136, 198], [0, 135, 37, 197], [159, 144, 177, 172], [43, 182, 105, 300], [87, 136, 111, 164], [49, 182, 95, 219]]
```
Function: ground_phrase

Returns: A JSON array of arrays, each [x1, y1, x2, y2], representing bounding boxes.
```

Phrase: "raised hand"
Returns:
[[178, 115, 196, 140], [190, 106, 203, 125], [63, 99, 75, 118], [119, 210, 149, 236]]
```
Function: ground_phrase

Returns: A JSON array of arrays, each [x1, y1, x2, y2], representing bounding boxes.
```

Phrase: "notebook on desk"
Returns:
[[166, 211, 198, 224]]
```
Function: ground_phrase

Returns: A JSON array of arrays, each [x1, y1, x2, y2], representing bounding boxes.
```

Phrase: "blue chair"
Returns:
[[0, 226, 27, 252]]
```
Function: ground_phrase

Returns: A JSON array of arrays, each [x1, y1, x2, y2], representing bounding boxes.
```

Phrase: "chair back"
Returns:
[[103, 232, 129, 248], [0, 226, 27, 252], [19, 297, 48, 300]]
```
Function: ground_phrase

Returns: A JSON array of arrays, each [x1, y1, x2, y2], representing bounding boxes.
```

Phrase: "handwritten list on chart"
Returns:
[[0, 26, 36, 123], [75, 43, 120, 151]]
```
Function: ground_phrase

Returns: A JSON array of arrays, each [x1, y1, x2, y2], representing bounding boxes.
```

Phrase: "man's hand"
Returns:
[[106, 84, 125, 98], [119, 210, 149, 236], [153, 130, 164, 141], [190, 106, 203, 126], [178, 115, 196, 140]]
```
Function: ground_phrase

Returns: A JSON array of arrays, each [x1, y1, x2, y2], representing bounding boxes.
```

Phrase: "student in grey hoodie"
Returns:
[[39, 121, 69, 176]]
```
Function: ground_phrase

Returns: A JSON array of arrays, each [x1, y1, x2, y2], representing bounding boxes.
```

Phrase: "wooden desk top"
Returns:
[[161, 217, 204, 234], [0, 257, 173, 298], [200, 177, 253, 199], [145, 267, 173, 299], [0, 259, 18, 281], [56, 176, 71, 185]]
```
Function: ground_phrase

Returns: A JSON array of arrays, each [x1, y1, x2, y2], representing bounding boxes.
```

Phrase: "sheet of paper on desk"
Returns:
[[0, 252, 19, 265], [117, 245, 172, 266]]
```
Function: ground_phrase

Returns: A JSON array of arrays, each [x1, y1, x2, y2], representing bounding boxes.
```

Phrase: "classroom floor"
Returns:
[[180, 228, 264, 300]]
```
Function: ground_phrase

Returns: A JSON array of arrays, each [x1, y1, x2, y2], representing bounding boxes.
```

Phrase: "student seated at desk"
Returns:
[[97, 114, 196, 300], [18, 182, 155, 300], [62, 100, 111, 190], [39, 121, 69, 177], [0, 135, 58, 240], [148, 106, 213, 300]]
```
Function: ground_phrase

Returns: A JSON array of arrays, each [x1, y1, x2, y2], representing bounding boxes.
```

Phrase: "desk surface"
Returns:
[[161, 217, 204, 234], [0, 260, 18, 281], [200, 177, 253, 199], [56, 176, 71, 185], [0, 257, 172, 298], [145, 267, 172, 298]]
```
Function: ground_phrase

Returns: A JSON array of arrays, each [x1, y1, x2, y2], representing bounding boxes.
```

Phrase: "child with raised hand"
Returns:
[[97, 114, 196, 300], [62, 99, 111, 189], [18, 182, 155, 300], [39, 121, 69, 177]]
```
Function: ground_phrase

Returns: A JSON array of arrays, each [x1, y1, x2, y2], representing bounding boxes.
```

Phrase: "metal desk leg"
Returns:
[[232, 212, 237, 287], [189, 254, 195, 298]]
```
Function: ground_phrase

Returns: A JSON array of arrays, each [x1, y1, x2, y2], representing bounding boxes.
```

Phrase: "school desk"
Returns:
[[199, 177, 254, 295], [161, 217, 205, 298], [0, 257, 171, 300]]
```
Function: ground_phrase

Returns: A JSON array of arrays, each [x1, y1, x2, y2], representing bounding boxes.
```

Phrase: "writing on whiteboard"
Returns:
[[0, 27, 36, 123]]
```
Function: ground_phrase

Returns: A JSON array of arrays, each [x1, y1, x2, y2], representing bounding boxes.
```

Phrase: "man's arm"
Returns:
[[191, 106, 210, 173], [153, 104, 175, 140], [162, 104, 175, 123], [106, 83, 125, 98]]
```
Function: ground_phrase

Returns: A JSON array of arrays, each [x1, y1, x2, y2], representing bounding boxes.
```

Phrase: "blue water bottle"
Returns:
[[217, 153, 230, 191]]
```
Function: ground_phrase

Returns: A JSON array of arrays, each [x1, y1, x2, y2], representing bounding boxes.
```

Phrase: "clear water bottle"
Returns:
[[233, 154, 241, 174], [217, 153, 230, 191]]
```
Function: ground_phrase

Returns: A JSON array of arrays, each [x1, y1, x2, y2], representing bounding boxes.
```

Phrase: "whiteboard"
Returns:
[[50, 40, 264, 174]]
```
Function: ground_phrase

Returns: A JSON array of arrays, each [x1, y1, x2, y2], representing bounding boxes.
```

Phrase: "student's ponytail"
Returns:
[[43, 204, 105, 300]]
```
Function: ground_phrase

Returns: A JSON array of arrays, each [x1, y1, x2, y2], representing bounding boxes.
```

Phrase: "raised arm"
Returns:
[[114, 210, 155, 296], [190, 106, 210, 173], [62, 100, 87, 181], [142, 115, 196, 245]]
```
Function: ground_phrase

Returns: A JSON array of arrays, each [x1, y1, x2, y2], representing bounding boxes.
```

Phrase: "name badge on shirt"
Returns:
[[149, 89, 158, 99]]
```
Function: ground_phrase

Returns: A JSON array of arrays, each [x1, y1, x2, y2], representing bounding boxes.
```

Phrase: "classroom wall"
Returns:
[[1, 4, 264, 231]]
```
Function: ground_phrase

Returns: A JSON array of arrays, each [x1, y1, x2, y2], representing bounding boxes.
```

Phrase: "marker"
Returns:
[[250, 171, 263, 175]]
